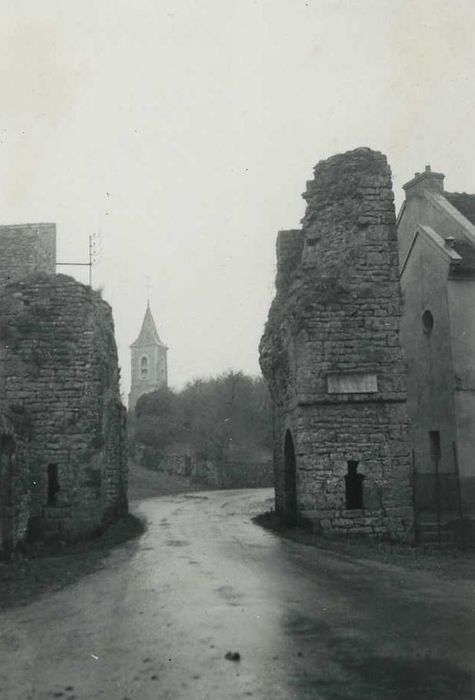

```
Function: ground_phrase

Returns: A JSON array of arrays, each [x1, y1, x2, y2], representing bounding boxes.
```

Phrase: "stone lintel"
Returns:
[[295, 393, 407, 407]]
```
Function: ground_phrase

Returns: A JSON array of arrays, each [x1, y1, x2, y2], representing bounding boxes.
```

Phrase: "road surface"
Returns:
[[0, 489, 473, 699]]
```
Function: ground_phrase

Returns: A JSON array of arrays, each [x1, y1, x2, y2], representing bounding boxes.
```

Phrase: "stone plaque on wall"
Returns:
[[327, 372, 378, 394]]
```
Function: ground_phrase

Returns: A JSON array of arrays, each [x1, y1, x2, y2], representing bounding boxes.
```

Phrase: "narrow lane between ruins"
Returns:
[[1, 488, 473, 700]]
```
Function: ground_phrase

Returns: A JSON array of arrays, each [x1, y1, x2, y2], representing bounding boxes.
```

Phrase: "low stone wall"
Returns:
[[135, 443, 195, 477], [136, 442, 273, 489], [193, 456, 273, 489]]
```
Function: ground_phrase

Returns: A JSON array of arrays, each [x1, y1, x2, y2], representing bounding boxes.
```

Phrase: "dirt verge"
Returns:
[[0, 513, 145, 612], [253, 509, 475, 581]]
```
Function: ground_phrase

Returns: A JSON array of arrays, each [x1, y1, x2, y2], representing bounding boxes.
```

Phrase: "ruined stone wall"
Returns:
[[0, 273, 127, 543], [192, 454, 274, 489], [138, 443, 195, 476], [275, 229, 304, 294], [0, 224, 56, 287], [0, 411, 33, 555], [260, 148, 413, 541]]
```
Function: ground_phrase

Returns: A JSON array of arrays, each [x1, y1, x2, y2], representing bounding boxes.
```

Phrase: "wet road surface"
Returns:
[[0, 488, 474, 699]]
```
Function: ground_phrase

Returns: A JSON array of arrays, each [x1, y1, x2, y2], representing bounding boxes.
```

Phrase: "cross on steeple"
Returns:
[[145, 276, 152, 305]]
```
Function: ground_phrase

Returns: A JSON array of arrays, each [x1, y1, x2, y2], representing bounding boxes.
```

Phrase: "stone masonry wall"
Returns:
[[0, 224, 56, 287], [0, 411, 32, 555], [260, 148, 413, 541], [0, 273, 127, 544]]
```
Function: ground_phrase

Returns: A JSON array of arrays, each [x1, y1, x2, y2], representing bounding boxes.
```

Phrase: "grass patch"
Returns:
[[0, 513, 145, 611]]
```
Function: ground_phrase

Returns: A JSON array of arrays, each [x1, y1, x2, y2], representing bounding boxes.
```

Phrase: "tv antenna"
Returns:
[[56, 233, 102, 287]]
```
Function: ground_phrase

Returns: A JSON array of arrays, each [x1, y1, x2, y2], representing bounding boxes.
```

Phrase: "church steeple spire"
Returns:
[[130, 302, 164, 348], [128, 301, 168, 412]]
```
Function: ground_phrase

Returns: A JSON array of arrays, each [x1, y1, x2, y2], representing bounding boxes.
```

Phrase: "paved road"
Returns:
[[0, 489, 473, 700]]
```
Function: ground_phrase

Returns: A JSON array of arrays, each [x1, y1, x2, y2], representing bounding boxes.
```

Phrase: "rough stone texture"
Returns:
[[192, 448, 274, 489], [137, 442, 196, 477], [138, 442, 273, 489], [0, 224, 56, 287], [260, 148, 414, 541], [0, 411, 31, 552], [0, 271, 127, 553]]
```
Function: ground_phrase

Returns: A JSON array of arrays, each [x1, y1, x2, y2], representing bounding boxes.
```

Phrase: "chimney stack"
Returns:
[[403, 165, 445, 199]]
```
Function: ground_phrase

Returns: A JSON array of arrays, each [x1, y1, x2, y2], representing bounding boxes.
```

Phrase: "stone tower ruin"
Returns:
[[0, 223, 56, 286], [128, 302, 168, 412], [0, 224, 127, 555], [260, 148, 413, 541]]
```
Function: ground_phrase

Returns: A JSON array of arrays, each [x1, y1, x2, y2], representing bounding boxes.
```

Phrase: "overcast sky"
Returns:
[[1, 0, 475, 396]]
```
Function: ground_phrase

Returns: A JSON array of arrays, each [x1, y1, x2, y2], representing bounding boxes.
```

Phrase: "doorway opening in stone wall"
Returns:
[[283, 429, 298, 523], [429, 430, 441, 464], [345, 460, 364, 510], [47, 463, 60, 506]]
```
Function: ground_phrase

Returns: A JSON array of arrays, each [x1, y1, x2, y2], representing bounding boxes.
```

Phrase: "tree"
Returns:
[[179, 371, 272, 459], [134, 372, 272, 476], [134, 386, 182, 454], [132, 371, 273, 469]]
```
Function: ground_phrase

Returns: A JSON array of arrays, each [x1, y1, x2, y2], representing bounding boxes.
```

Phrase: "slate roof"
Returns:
[[450, 238, 475, 277], [439, 192, 475, 277], [445, 192, 475, 227], [130, 303, 164, 347]]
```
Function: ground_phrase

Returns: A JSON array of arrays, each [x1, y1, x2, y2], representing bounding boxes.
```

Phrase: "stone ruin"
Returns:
[[260, 148, 414, 541], [0, 224, 127, 556]]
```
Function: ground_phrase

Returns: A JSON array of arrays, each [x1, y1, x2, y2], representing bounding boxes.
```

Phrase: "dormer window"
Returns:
[[140, 355, 149, 379]]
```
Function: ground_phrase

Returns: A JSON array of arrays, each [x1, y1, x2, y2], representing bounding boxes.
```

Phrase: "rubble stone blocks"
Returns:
[[0, 223, 56, 287], [0, 228, 127, 554], [259, 147, 414, 541]]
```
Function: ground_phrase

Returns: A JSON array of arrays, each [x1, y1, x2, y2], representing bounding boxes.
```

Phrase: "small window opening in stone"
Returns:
[[140, 355, 149, 379], [0, 435, 15, 455], [345, 460, 364, 510], [47, 463, 60, 506], [429, 430, 441, 461], [422, 309, 434, 335]]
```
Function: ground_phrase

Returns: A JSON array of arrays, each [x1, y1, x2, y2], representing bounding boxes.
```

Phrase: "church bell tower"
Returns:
[[128, 302, 168, 412]]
